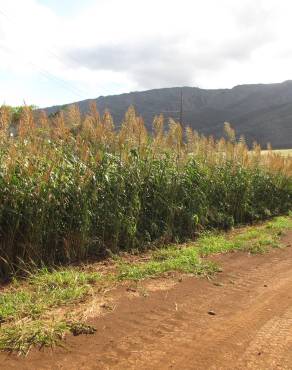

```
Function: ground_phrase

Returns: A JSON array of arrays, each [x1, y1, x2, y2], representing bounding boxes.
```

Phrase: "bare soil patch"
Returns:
[[1, 232, 292, 369]]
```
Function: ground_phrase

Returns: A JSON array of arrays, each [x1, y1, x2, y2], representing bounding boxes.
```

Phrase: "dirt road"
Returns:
[[1, 232, 292, 370]]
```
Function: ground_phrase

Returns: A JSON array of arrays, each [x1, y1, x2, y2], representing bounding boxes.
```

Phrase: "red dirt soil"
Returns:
[[1, 232, 292, 370]]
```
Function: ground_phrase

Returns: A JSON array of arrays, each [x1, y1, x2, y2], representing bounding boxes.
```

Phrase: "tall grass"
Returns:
[[0, 104, 291, 279]]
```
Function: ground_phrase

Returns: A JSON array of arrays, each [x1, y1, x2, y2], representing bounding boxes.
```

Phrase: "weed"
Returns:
[[68, 322, 96, 336], [197, 216, 291, 256], [0, 268, 101, 322], [118, 247, 218, 280], [0, 320, 68, 355]]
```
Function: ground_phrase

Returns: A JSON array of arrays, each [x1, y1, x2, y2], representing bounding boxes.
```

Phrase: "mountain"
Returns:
[[43, 80, 292, 149]]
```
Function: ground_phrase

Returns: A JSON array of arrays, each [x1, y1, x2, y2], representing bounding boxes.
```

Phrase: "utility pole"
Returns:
[[179, 88, 183, 128], [148, 87, 184, 126]]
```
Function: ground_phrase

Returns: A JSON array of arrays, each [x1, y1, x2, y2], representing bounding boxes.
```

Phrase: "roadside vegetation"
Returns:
[[0, 104, 291, 280], [0, 214, 291, 355], [0, 103, 291, 354]]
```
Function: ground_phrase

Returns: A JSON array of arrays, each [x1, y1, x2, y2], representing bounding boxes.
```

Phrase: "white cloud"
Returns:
[[0, 0, 292, 106]]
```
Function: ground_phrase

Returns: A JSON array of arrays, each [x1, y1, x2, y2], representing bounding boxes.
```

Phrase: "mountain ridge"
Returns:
[[43, 80, 292, 148]]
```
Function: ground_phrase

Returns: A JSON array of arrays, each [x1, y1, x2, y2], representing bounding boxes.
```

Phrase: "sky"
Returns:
[[0, 0, 292, 107]]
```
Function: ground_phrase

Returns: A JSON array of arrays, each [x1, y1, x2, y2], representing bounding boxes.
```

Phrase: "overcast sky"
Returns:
[[0, 0, 291, 107]]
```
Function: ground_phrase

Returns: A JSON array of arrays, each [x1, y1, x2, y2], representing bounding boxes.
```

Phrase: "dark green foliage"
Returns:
[[0, 145, 291, 280], [206, 164, 291, 228]]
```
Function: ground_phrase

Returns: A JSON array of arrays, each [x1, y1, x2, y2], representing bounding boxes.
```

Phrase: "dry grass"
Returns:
[[0, 104, 291, 280], [261, 149, 292, 157], [1, 105, 291, 174]]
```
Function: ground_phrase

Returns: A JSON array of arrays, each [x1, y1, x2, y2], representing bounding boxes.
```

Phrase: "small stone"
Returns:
[[264, 284, 268, 287], [126, 287, 137, 292], [100, 303, 113, 311], [208, 310, 216, 316]]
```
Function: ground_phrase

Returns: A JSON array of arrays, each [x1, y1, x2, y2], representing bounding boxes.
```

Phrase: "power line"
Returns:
[[0, 43, 85, 100], [144, 88, 185, 124], [0, 8, 87, 99]]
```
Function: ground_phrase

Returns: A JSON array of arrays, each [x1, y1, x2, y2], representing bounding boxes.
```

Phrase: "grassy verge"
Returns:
[[0, 269, 101, 354], [118, 215, 292, 280], [117, 248, 218, 281], [0, 269, 102, 323], [0, 215, 291, 354], [198, 215, 292, 256]]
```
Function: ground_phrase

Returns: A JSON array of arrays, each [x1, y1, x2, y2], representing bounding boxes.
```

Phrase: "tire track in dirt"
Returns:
[[1, 232, 292, 370], [235, 304, 292, 369], [119, 254, 292, 370]]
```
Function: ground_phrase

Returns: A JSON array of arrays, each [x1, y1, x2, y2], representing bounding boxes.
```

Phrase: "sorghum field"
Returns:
[[0, 104, 291, 280]]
